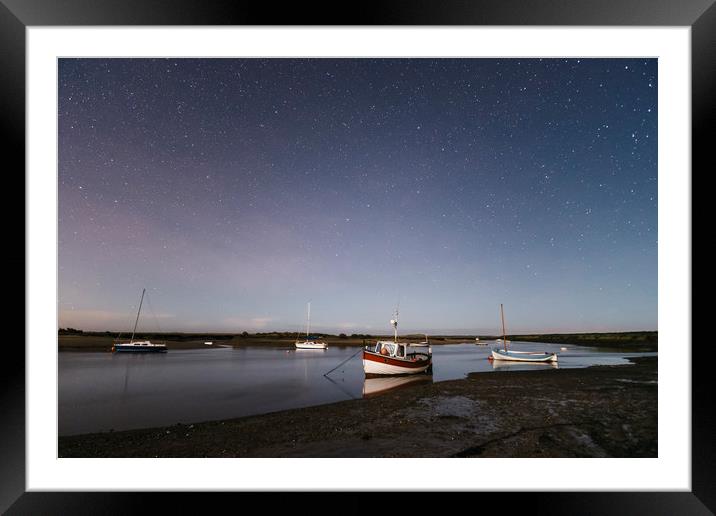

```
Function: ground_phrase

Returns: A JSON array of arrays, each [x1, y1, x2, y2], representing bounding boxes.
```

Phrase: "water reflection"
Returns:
[[491, 360, 559, 371], [362, 374, 433, 398], [60, 343, 655, 435]]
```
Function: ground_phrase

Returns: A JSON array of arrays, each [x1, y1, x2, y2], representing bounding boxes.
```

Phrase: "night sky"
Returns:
[[58, 58, 657, 334]]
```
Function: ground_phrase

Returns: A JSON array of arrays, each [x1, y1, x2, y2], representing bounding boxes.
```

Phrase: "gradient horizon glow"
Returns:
[[58, 58, 657, 335]]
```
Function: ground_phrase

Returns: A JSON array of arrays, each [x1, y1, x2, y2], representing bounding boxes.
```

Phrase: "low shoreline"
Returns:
[[59, 357, 657, 458], [58, 333, 657, 352]]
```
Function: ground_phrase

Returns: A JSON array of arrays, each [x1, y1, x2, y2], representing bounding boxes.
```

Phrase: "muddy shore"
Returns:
[[59, 357, 656, 458]]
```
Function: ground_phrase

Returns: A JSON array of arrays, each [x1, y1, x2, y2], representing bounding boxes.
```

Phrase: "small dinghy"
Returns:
[[489, 304, 558, 363]]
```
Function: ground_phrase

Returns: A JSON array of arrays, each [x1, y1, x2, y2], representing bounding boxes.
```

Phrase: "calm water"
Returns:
[[58, 342, 655, 435]]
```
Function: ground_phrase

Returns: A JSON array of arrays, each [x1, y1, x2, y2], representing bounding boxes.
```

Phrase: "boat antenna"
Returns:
[[130, 288, 146, 344], [500, 303, 507, 352], [390, 301, 399, 343]]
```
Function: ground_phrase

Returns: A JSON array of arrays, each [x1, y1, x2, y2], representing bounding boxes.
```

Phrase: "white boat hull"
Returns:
[[362, 348, 432, 375], [491, 349, 558, 363], [113, 341, 167, 353], [295, 341, 327, 349], [363, 359, 431, 375]]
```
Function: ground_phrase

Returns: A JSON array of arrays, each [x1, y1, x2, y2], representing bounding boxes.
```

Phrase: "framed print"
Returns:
[[5, 0, 710, 512]]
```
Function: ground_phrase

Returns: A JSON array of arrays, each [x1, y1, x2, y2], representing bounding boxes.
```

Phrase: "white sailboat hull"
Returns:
[[295, 341, 327, 349], [113, 341, 167, 353], [491, 349, 558, 363]]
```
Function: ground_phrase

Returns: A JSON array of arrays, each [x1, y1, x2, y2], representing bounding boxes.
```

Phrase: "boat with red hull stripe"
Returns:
[[362, 307, 432, 376]]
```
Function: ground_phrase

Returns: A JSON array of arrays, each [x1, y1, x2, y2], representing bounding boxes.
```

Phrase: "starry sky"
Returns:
[[58, 58, 657, 334]]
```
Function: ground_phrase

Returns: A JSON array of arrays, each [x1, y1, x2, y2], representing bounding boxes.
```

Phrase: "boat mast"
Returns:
[[500, 303, 507, 352], [130, 288, 146, 344], [306, 301, 311, 338]]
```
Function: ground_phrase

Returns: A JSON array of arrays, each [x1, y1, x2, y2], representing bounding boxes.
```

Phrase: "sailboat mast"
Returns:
[[306, 301, 311, 337], [500, 303, 507, 352], [130, 288, 146, 343]]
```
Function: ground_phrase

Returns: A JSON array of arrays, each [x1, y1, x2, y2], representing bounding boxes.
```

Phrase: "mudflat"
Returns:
[[59, 357, 656, 458]]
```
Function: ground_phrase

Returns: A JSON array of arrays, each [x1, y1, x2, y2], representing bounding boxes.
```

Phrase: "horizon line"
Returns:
[[58, 327, 658, 335]]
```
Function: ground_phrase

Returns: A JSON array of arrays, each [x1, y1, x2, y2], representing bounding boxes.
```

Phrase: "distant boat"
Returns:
[[362, 308, 432, 375], [112, 289, 167, 353], [295, 302, 327, 350], [204, 341, 213, 346], [489, 304, 557, 363]]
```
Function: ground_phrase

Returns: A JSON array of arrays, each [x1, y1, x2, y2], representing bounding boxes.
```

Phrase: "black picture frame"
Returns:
[[5, 0, 708, 513]]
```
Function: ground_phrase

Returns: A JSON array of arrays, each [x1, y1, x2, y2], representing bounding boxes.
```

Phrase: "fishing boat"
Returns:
[[362, 309, 432, 376], [295, 302, 327, 350], [112, 288, 167, 353], [489, 304, 557, 363]]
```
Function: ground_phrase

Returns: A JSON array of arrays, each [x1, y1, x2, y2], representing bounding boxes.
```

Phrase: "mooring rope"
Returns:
[[323, 347, 363, 377], [322, 374, 360, 400]]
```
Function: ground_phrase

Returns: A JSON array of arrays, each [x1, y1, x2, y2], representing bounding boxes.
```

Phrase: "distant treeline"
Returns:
[[499, 331, 658, 348], [58, 328, 656, 346], [58, 328, 376, 341], [59, 328, 235, 342], [59, 328, 86, 335]]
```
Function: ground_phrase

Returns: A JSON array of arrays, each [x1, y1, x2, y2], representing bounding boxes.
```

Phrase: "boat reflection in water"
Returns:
[[490, 360, 559, 372], [362, 374, 432, 398]]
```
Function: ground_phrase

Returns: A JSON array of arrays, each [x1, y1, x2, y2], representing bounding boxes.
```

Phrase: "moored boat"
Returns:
[[295, 302, 327, 350], [362, 309, 432, 376], [491, 357, 559, 370], [112, 288, 167, 353], [488, 304, 558, 364], [114, 340, 167, 353], [295, 340, 328, 350], [491, 348, 557, 362]]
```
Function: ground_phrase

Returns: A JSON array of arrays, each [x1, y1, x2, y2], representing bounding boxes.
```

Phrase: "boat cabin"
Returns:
[[370, 340, 431, 360], [373, 341, 407, 358]]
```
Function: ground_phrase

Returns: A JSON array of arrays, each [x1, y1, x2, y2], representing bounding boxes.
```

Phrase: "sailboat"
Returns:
[[112, 288, 167, 353], [362, 307, 432, 375], [295, 302, 327, 350], [490, 304, 557, 363]]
